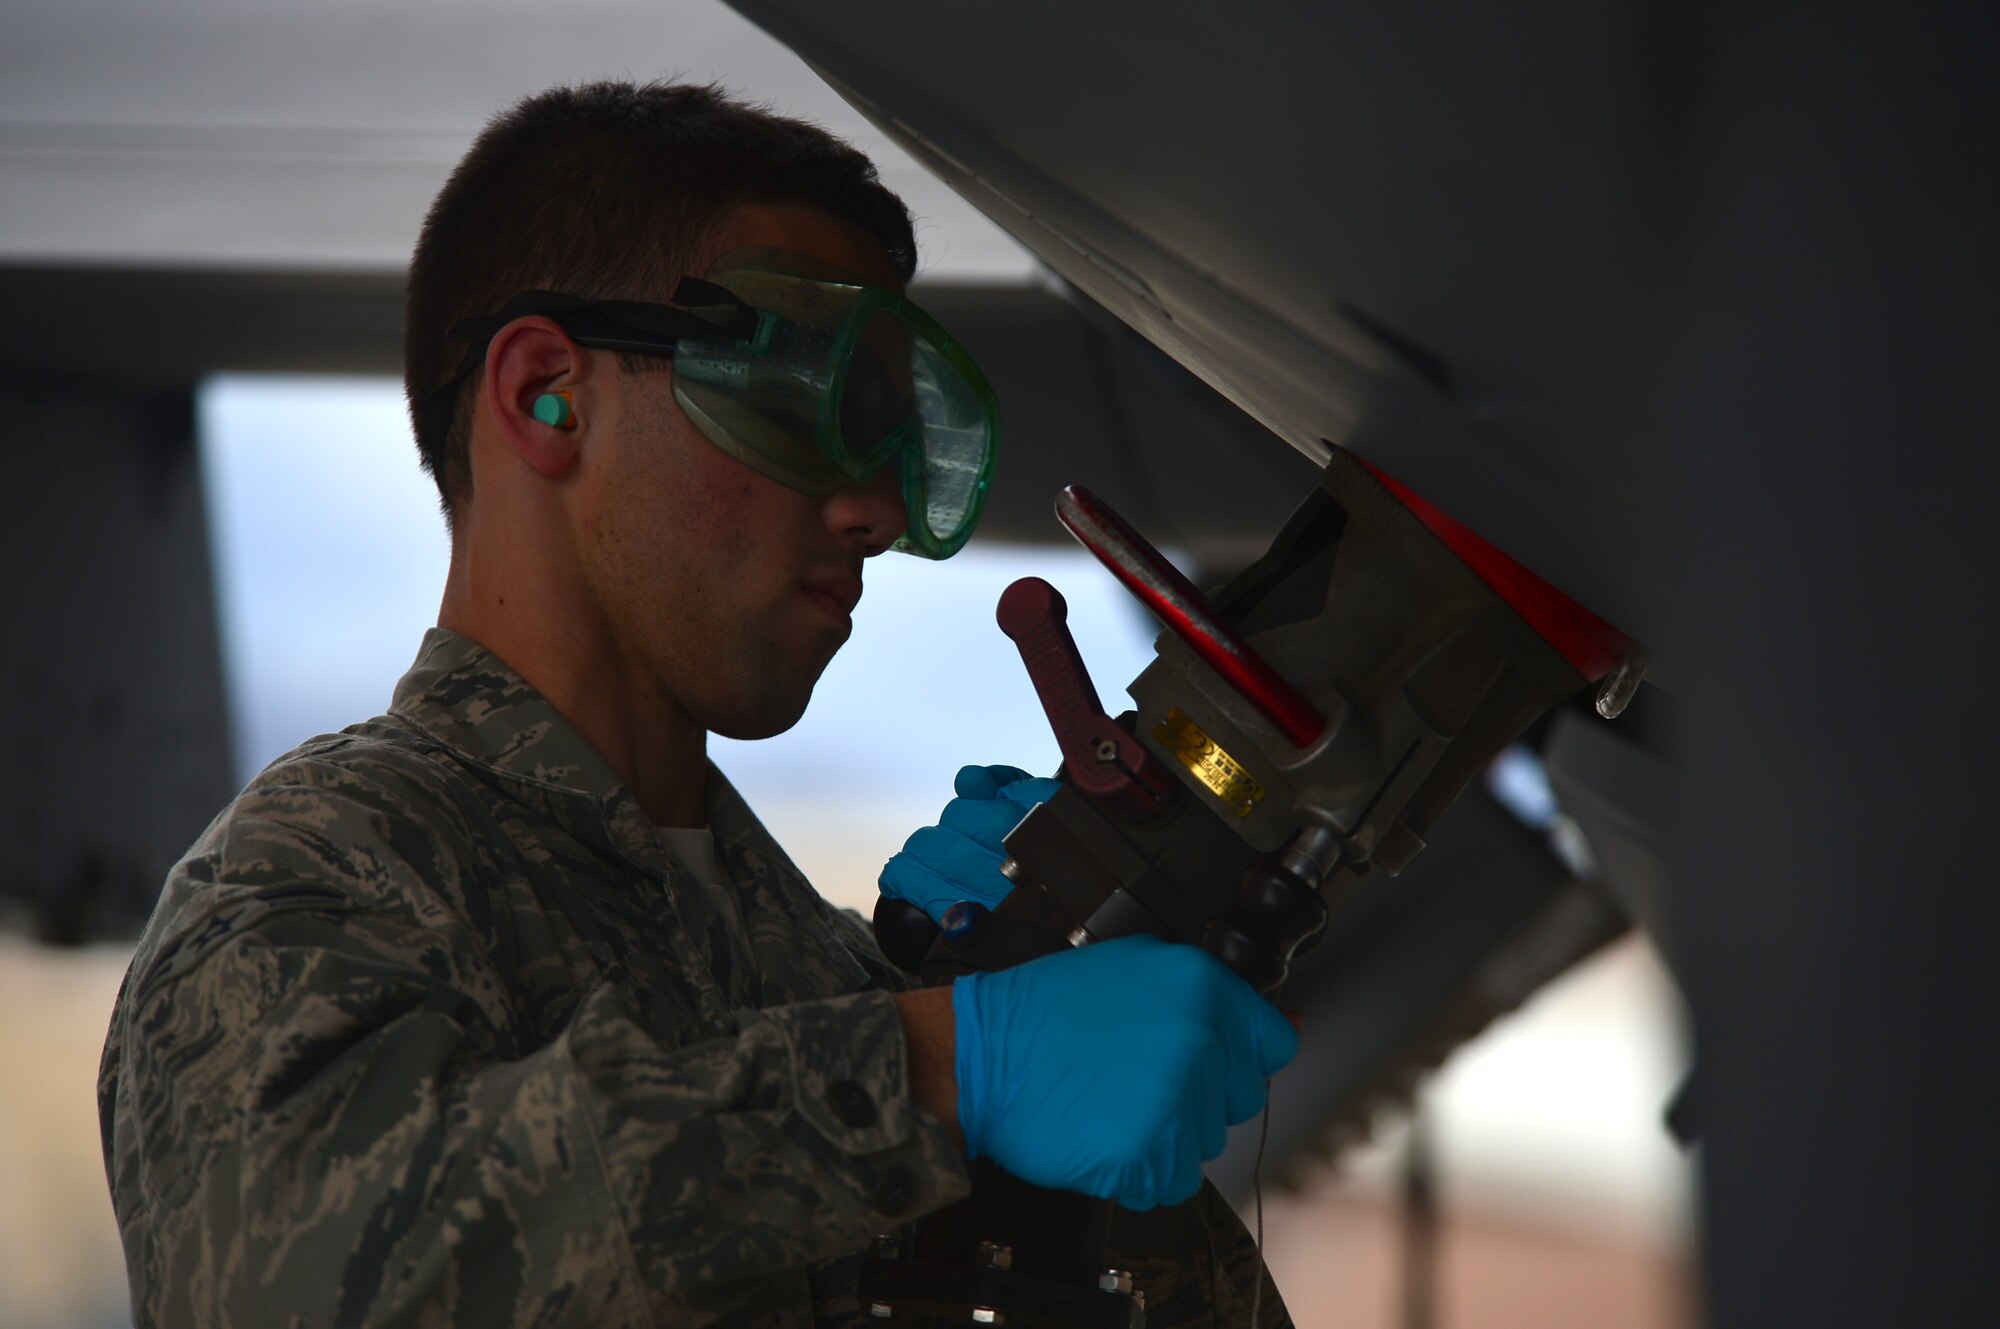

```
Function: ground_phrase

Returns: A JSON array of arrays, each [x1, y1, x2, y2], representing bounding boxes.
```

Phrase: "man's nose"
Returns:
[[823, 461, 908, 555]]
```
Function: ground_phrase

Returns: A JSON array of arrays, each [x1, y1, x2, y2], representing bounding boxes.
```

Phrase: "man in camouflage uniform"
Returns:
[[99, 82, 1294, 1327]]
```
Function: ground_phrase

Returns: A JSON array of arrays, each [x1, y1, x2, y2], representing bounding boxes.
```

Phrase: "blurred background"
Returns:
[[0, 2, 1696, 1325]]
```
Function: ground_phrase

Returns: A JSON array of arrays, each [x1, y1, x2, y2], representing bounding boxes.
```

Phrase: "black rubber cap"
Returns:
[[873, 897, 941, 974]]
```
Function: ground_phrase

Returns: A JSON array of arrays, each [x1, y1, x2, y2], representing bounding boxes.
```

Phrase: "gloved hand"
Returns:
[[952, 933, 1299, 1211], [879, 764, 1063, 924]]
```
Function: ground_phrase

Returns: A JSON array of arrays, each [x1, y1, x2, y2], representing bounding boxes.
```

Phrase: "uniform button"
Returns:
[[828, 1079, 879, 1129], [873, 1167, 917, 1216]]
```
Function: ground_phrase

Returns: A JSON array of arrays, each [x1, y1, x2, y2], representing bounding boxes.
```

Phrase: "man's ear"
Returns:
[[482, 316, 591, 479]]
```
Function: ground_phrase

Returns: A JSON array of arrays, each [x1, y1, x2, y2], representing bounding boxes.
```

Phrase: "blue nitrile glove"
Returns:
[[951, 933, 1299, 1210], [879, 764, 1064, 924]]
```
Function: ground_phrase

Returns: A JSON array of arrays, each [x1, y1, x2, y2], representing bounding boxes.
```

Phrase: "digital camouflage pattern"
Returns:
[[99, 628, 1289, 1328]]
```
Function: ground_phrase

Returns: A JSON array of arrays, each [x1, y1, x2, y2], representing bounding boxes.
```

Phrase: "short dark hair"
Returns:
[[403, 81, 917, 520]]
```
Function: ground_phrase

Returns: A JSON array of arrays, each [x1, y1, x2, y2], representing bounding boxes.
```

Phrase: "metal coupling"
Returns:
[[1277, 824, 1343, 889]]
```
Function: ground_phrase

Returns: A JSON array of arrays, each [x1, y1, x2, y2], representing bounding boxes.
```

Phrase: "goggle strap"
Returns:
[[427, 284, 765, 429], [445, 286, 757, 347], [667, 277, 764, 339]]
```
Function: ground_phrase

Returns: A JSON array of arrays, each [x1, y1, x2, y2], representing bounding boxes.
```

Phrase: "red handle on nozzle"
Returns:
[[1055, 486, 1327, 748], [997, 577, 1174, 813]]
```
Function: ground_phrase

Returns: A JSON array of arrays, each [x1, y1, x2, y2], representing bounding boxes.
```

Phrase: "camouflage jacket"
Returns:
[[99, 628, 1288, 1329]]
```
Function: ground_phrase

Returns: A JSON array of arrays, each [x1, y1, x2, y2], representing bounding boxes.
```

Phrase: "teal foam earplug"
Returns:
[[532, 392, 574, 429]]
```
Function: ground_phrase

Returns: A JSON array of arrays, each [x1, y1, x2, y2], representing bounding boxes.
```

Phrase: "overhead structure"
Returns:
[[723, 0, 1687, 682]]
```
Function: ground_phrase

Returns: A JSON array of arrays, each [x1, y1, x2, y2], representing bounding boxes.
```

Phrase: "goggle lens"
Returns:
[[902, 334, 993, 555], [829, 306, 994, 555], [837, 308, 923, 472], [671, 257, 997, 557]]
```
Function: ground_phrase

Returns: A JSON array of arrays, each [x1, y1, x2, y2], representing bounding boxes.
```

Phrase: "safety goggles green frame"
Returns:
[[438, 256, 1000, 559]]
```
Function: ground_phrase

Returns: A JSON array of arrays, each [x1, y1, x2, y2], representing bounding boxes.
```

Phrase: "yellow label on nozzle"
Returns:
[[1152, 707, 1267, 816]]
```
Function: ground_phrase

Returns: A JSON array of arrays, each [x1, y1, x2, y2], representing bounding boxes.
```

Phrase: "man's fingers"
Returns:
[[1220, 988, 1299, 1125], [937, 796, 1033, 849], [1161, 1122, 1206, 1209], [1254, 995, 1301, 1077], [996, 776, 1064, 814], [879, 846, 995, 921], [1194, 1075, 1228, 1162], [952, 764, 1034, 799], [1222, 1051, 1270, 1126]]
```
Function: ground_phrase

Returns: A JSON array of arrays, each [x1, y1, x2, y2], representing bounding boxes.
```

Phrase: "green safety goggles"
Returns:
[[440, 247, 1000, 559]]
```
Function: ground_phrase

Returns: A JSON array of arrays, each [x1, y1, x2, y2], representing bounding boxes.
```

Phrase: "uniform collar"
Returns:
[[388, 627, 677, 870], [387, 627, 873, 998]]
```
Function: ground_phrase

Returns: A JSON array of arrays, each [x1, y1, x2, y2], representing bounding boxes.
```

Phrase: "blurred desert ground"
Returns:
[[0, 375, 1696, 1328]]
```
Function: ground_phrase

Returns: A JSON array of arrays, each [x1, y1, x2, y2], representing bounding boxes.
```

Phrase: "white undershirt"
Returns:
[[655, 825, 746, 936]]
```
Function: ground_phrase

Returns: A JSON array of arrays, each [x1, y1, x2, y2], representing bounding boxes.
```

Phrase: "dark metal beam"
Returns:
[[0, 378, 233, 942], [0, 264, 1321, 568]]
